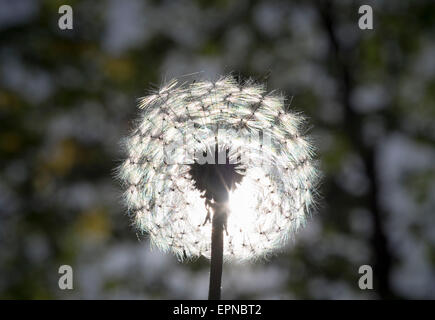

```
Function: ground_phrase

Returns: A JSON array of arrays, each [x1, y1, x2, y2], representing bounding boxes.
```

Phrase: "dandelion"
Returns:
[[117, 75, 318, 299]]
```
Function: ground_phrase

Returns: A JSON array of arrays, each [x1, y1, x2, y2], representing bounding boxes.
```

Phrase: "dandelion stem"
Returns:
[[208, 207, 224, 300]]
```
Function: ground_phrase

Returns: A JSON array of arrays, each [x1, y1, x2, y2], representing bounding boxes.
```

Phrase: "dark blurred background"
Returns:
[[1, 0, 435, 299]]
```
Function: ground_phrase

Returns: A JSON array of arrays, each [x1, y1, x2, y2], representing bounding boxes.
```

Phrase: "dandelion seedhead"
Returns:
[[118, 76, 319, 261]]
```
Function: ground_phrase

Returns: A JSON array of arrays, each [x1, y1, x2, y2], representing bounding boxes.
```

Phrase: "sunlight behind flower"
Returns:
[[118, 76, 319, 261]]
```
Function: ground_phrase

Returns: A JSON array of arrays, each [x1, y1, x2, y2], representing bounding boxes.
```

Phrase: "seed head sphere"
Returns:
[[118, 76, 319, 261]]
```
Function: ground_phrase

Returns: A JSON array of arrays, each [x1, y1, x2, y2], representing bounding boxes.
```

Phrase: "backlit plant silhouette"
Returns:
[[118, 76, 319, 299]]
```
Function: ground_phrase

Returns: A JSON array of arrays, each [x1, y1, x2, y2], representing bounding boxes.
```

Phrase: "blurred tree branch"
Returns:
[[315, 0, 398, 299]]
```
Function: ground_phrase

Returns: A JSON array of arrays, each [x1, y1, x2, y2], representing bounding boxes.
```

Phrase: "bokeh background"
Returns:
[[1, 0, 435, 299]]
